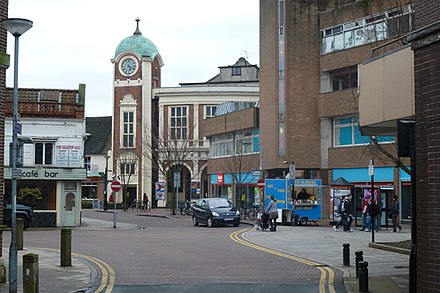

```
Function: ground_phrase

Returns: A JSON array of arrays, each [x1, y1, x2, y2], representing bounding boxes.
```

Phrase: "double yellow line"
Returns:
[[230, 229, 336, 293], [34, 248, 115, 293]]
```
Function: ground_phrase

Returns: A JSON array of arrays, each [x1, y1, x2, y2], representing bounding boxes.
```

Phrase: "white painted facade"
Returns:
[[4, 117, 87, 227]]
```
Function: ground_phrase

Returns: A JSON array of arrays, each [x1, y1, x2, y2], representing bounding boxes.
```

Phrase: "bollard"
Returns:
[[355, 251, 364, 278], [17, 218, 24, 250], [343, 243, 350, 266], [358, 261, 369, 293], [23, 253, 39, 293], [60, 229, 72, 267]]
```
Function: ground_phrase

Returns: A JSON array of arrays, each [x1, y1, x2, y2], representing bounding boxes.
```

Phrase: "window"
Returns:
[[211, 134, 234, 158], [330, 67, 358, 91], [235, 130, 253, 155], [84, 156, 91, 171], [210, 130, 260, 158], [321, 67, 358, 93], [123, 112, 134, 147], [321, 4, 413, 55], [334, 116, 395, 146], [232, 67, 241, 76], [120, 163, 135, 175], [170, 106, 188, 140], [35, 142, 53, 165], [205, 105, 217, 118]]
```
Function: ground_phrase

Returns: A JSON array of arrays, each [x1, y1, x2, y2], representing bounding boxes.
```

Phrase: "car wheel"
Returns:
[[233, 222, 240, 227], [207, 217, 213, 227], [192, 216, 199, 226]]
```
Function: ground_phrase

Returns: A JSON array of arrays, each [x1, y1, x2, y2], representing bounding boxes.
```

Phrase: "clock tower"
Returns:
[[111, 18, 163, 207]]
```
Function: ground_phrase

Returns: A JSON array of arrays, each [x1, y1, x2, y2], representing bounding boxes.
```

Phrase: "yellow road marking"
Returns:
[[230, 229, 336, 293], [32, 247, 115, 293]]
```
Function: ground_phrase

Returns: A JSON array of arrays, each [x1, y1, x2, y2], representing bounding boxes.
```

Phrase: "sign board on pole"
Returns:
[[368, 164, 374, 176], [111, 180, 122, 192], [289, 163, 296, 179], [174, 172, 181, 188], [257, 179, 265, 190]]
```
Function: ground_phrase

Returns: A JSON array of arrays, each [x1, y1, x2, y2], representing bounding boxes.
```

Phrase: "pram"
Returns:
[[256, 212, 270, 231]]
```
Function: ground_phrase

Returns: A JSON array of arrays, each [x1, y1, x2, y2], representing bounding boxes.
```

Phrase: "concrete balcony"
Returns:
[[358, 45, 414, 136]]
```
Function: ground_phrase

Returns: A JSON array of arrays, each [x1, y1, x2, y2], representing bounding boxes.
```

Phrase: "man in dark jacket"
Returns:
[[365, 199, 380, 232], [333, 196, 352, 232]]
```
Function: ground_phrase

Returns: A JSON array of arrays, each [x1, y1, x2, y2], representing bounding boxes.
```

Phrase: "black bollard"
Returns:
[[343, 243, 350, 266], [355, 251, 364, 278], [358, 261, 369, 293]]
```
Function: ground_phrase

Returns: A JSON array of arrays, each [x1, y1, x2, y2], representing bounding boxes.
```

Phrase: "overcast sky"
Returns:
[[6, 0, 259, 117]]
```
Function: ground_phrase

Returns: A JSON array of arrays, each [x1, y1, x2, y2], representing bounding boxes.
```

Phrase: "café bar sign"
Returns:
[[4, 167, 87, 180]]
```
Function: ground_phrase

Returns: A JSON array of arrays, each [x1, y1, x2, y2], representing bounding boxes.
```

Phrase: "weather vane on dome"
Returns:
[[134, 17, 142, 36]]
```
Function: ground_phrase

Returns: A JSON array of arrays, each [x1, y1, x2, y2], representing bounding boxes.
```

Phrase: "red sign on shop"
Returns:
[[217, 174, 224, 184]]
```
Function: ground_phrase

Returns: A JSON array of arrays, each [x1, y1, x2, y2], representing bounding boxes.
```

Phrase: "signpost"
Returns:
[[111, 180, 121, 228], [369, 160, 375, 243], [174, 172, 181, 216]]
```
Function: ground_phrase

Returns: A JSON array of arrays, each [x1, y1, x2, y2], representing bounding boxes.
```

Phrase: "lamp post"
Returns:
[[103, 154, 110, 210], [2, 17, 33, 293]]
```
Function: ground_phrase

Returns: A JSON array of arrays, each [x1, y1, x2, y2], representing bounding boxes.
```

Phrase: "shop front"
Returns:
[[209, 173, 262, 207], [4, 167, 87, 227], [333, 167, 400, 228]]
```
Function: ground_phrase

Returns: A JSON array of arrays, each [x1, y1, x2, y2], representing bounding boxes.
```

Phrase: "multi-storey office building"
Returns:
[[259, 0, 413, 221]]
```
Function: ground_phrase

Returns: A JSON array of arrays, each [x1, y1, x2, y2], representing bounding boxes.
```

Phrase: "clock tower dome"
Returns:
[[111, 18, 163, 208]]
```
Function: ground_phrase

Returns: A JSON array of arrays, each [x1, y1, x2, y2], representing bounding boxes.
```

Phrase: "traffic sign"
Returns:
[[257, 179, 265, 190], [111, 180, 122, 192]]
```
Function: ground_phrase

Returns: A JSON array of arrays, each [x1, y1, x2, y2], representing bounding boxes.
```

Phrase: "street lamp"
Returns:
[[2, 17, 33, 293], [103, 154, 110, 210]]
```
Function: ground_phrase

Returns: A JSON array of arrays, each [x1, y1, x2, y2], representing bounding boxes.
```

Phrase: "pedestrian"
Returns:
[[265, 195, 278, 232], [344, 195, 353, 232], [142, 193, 149, 212], [333, 196, 351, 232], [365, 198, 379, 232], [391, 195, 402, 232], [360, 195, 369, 231]]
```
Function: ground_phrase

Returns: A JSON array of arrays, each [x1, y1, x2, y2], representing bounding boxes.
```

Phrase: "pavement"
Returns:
[[0, 208, 411, 292]]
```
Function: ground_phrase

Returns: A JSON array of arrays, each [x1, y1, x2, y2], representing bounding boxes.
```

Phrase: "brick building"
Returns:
[[407, 0, 440, 291], [0, 0, 8, 281], [259, 0, 413, 223]]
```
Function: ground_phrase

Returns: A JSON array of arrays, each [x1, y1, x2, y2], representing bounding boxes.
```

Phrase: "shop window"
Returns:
[[35, 142, 53, 165]]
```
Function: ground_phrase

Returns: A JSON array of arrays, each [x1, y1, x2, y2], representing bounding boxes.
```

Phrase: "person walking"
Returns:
[[333, 196, 351, 231], [391, 195, 402, 232], [265, 195, 278, 232]]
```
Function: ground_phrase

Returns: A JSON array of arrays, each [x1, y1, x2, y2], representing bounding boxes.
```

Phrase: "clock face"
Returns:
[[121, 58, 137, 75]]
